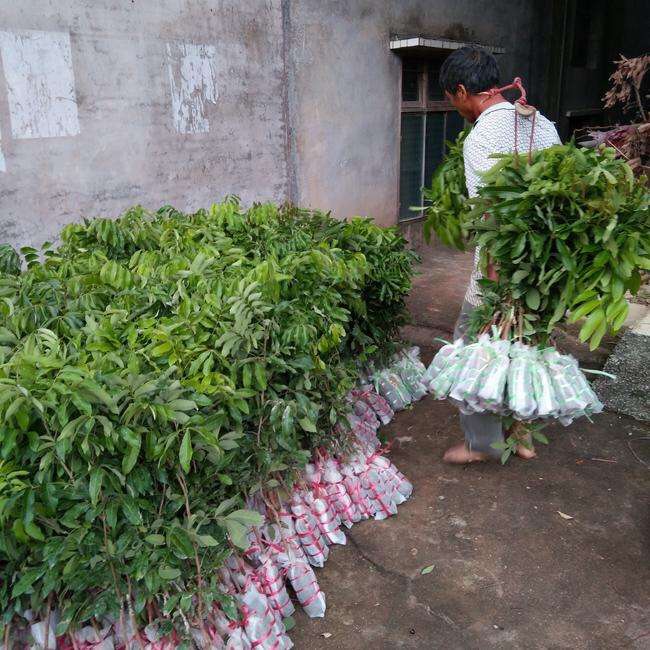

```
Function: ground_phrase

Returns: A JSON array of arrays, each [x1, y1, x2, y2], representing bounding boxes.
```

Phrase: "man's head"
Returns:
[[439, 47, 500, 122]]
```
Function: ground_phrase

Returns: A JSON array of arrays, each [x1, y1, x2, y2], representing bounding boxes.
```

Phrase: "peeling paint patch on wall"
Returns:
[[0, 30, 80, 139], [166, 42, 218, 134]]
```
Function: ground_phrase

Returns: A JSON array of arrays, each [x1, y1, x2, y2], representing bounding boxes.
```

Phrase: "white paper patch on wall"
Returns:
[[0, 30, 80, 140], [166, 42, 218, 134]]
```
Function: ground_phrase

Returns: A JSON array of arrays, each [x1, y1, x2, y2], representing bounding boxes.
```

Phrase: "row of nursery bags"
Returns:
[[26, 355, 423, 650]]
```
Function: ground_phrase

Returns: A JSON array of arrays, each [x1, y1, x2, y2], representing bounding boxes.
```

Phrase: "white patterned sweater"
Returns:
[[463, 101, 561, 306]]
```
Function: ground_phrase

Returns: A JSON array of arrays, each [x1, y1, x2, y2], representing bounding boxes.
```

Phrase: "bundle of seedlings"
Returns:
[[0, 200, 420, 647], [423, 139, 649, 458], [420, 129, 471, 251], [468, 143, 649, 348]]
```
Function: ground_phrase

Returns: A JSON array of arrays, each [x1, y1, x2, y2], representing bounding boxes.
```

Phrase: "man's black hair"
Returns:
[[439, 47, 500, 95]]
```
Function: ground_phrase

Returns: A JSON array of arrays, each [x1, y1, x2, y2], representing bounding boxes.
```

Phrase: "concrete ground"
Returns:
[[291, 241, 650, 649]]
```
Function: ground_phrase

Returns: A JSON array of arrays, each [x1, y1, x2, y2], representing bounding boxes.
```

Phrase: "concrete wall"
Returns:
[[0, 0, 288, 249], [285, 0, 538, 226], [0, 1, 566, 248]]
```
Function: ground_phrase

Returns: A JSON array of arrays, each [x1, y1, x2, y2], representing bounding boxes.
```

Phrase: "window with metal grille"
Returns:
[[398, 56, 465, 221]]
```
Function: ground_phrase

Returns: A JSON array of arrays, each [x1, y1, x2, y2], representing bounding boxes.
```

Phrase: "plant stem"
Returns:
[[3, 621, 10, 650], [176, 472, 208, 645], [44, 593, 53, 650], [101, 515, 127, 648], [126, 577, 145, 650]]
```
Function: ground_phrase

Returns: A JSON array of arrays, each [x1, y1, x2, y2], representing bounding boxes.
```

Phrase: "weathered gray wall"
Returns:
[[0, 0, 288, 249], [1, 1, 552, 247], [285, 0, 538, 226]]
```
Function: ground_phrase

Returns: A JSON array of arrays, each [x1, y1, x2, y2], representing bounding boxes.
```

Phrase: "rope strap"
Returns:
[[480, 76, 538, 165]]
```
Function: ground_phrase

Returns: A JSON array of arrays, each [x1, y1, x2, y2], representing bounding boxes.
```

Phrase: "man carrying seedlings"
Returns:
[[438, 47, 561, 464]]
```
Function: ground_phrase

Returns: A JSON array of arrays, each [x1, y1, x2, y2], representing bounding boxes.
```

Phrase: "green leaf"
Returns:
[[573, 289, 598, 304], [89, 468, 103, 506], [122, 437, 141, 475], [158, 566, 181, 581], [611, 277, 625, 301], [226, 509, 264, 527], [179, 430, 192, 473], [56, 619, 72, 636], [145, 534, 165, 546], [169, 526, 195, 559], [420, 564, 435, 575], [24, 521, 45, 541], [511, 269, 529, 284], [532, 431, 549, 445], [242, 364, 252, 388], [589, 318, 608, 351], [525, 288, 540, 311], [568, 299, 600, 323], [106, 500, 119, 528], [215, 496, 239, 516], [549, 300, 567, 327], [167, 399, 197, 412], [579, 309, 605, 343], [298, 417, 317, 433], [12, 567, 44, 597], [224, 519, 248, 549], [122, 497, 142, 526], [281, 406, 293, 437], [254, 364, 267, 390], [611, 302, 629, 331]]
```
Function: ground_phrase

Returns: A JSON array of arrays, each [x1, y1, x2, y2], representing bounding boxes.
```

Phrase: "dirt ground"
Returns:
[[291, 242, 650, 649]]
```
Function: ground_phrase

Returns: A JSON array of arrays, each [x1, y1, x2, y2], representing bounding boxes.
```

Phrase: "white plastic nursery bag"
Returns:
[[360, 466, 398, 520], [190, 626, 226, 649], [291, 495, 329, 567], [256, 551, 295, 619], [279, 552, 327, 618], [369, 454, 413, 504], [375, 369, 412, 411], [321, 458, 360, 527], [531, 353, 557, 417], [507, 342, 538, 419], [476, 338, 511, 412], [542, 349, 589, 421], [303, 491, 346, 545], [449, 334, 494, 409], [429, 344, 468, 399], [225, 626, 252, 650], [340, 467, 373, 520], [424, 338, 465, 388], [393, 354, 428, 401], [556, 353, 604, 417], [353, 388, 394, 425], [240, 584, 291, 650]]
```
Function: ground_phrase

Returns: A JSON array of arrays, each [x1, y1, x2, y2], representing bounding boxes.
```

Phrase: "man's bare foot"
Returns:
[[443, 442, 491, 464], [515, 432, 537, 460]]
